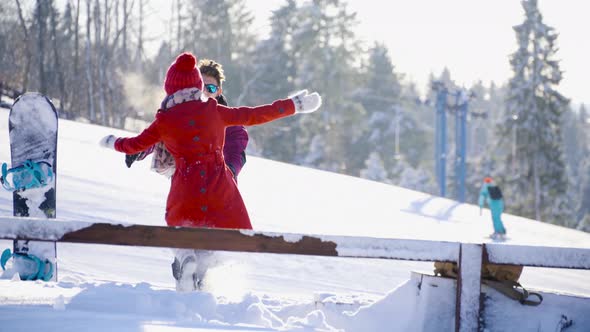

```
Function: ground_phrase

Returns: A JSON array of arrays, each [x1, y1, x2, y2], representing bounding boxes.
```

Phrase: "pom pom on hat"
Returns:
[[164, 52, 203, 95], [175, 53, 197, 71], [484, 177, 493, 183]]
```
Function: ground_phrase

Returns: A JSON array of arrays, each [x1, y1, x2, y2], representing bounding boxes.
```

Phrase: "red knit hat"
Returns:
[[164, 52, 203, 95], [484, 177, 493, 183]]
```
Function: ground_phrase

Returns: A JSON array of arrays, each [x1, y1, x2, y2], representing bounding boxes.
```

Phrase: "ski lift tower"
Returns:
[[432, 81, 472, 202], [453, 90, 469, 203], [433, 81, 448, 198]]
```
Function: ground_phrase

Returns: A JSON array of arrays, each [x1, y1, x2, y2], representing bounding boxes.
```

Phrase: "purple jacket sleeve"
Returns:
[[223, 125, 249, 177]]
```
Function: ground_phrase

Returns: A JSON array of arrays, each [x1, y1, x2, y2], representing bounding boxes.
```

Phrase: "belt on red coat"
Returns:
[[175, 149, 225, 170]]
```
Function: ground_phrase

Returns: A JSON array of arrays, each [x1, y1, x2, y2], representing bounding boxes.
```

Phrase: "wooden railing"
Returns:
[[1, 216, 589, 332]]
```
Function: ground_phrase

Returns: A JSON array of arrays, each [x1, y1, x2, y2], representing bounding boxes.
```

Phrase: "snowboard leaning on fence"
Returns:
[[4, 93, 58, 281]]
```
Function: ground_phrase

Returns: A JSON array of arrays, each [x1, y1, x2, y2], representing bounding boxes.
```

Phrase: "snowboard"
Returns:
[[3, 92, 58, 281]]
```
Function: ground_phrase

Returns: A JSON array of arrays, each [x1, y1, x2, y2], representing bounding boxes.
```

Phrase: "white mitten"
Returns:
[[99, 135, 117, 149], [290, 89, 322, 114]]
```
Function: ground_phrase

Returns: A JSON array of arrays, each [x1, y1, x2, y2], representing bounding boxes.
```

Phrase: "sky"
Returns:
[[1, 98, 590, 330], [143, 0, 590, 107], [341, 0, 589, 106]]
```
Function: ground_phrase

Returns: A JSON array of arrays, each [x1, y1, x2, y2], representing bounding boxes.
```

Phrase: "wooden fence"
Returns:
[[1, 216, 589, 332]]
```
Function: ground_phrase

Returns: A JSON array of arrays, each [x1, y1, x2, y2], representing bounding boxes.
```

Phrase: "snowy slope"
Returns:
[[0, 104, 589, 331]]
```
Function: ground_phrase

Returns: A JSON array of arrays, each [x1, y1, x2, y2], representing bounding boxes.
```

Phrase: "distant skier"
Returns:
[[99, 52, 322, 291], [479, 177, 507, 239]]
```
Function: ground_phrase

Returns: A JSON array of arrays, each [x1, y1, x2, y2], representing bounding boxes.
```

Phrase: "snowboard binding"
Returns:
[[1, 159, 54, 191], [1, 248, 54, 281]]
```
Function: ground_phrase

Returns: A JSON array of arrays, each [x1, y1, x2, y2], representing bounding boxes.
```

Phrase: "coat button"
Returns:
[[200, 170, 206, 176], [200, 187, 206, 193], [193, 136, 200, 142], [201, 205, 207, 212], [189, 120, 196, 126]]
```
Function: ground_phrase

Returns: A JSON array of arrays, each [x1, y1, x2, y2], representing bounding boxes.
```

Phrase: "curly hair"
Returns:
[[198, 59, 225, 86]]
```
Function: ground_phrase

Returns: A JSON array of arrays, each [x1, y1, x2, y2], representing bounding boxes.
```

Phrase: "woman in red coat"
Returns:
[[100, 52, 321, 231]]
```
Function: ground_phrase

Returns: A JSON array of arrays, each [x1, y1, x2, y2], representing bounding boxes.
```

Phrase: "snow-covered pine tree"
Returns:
[[574, 104, 590, 229], [355, 43, 403, 178], [355, 43, 433, 190], [562, 104, 589, 224], [498, 0, 573, 226], [359, 152, 389, 183], [359, 44, 429, 177], [0, 2, 23, 87], [239, 0, 365, 173], [181, 0, 256, 100], [396, 164, 437, 194], [291, 0, 363, 173], [240, 0, 299, 161]]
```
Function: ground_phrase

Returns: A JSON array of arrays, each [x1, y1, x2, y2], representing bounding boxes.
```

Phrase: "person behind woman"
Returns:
[[99, 52, 321, 291], [125, 59, 249, 181], [200, 59, 248, 180]]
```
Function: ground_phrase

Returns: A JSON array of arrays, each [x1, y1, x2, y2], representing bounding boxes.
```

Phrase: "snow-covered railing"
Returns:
[[1, 216, 589, 332], [484, 243, 590, 269], [0, 217, 460, 261]]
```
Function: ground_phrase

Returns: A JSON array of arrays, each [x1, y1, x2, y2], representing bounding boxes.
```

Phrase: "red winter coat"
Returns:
[[114, 98, 295, 229]]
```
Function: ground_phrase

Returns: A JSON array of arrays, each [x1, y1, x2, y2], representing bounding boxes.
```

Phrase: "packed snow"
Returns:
[[0, 103, 589, 331]]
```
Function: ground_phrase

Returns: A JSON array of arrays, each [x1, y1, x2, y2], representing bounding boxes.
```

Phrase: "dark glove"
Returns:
[[125, 153, 140, 168], [216, 94, 228, 106]]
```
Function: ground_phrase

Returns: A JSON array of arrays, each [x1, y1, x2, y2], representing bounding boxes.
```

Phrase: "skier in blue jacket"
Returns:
[[479, 177, 507, 239]]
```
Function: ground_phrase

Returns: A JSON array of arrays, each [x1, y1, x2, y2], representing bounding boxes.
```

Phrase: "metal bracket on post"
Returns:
[[455, 243, 483, 332]]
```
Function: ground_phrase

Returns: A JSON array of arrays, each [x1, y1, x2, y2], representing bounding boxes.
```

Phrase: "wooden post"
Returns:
[[455, 243, 483, 332]]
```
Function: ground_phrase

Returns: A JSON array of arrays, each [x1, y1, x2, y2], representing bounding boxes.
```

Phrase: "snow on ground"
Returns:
[[0, 104, 589, 331]]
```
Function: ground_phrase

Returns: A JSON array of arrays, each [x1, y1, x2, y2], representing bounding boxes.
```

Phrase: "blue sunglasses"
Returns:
[[204, 84, 219, 94]]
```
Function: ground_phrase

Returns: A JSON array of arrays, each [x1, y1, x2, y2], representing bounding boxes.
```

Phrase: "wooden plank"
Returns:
[[455, 244, 482, 332], [62, 223, 340, 256], [0, 217, 460, 261], [485, 243, 590, 269]]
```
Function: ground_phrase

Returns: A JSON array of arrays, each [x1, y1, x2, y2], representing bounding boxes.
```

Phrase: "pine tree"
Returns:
[[356, 43, 402, 176], [396, 163, 436, 194], [499, 0, 573, 226], [0, 2, 27, 89], [182, 0, 256, 101], [240, 0, 299, 161], [562, 104, 588, 222], [575, 104, 590, 228], [291, 0, 363, 173], [360, 152, 389, 183], [246, 0, 364, 173]]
